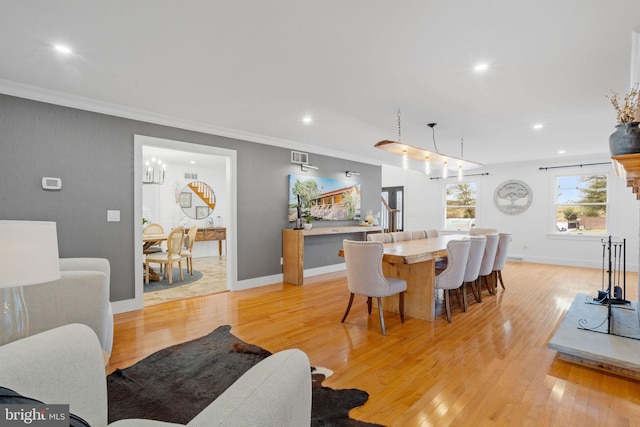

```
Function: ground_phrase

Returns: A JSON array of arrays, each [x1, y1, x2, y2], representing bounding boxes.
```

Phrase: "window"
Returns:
[[445, 182, 476, 231], [555, 174, 607, 234]]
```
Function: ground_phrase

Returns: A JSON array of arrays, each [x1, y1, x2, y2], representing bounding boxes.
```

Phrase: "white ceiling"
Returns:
[[1, 1, 639, 170]]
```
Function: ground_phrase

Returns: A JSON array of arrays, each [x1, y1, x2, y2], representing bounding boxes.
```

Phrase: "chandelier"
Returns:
[[143, 157, 166, 184], [374, 112, 483, 178]]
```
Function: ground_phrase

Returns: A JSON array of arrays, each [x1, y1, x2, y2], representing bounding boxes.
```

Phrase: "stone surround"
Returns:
[[548, 293, 640, 379]]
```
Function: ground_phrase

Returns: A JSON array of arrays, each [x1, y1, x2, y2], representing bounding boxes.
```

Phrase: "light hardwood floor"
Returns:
[[112, 262, 640, 426]]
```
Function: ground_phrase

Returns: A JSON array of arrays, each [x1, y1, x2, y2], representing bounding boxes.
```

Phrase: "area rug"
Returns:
[[107, 325, 383, 426], [143, 269, 203, 293]]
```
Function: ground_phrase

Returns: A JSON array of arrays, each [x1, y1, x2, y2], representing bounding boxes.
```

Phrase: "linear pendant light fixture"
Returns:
[[374, 117, 483, 177]]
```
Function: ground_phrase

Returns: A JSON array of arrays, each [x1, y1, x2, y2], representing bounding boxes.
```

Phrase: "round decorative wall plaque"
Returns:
[[494, 180, 532, 215]]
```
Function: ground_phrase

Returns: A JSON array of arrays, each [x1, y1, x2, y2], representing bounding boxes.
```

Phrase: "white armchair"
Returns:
[[22, 257, 113, 355], [0, 324, 312, 427]]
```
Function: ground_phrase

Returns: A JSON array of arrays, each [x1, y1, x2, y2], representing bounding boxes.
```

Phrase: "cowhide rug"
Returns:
[[107, 325, 383, 426]]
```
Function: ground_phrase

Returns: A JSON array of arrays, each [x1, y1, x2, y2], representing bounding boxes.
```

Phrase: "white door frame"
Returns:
[[114, 134, 237, 313]]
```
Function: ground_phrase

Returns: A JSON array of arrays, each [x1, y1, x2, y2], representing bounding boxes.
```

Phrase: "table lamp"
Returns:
[[0, 220, 60, 345]]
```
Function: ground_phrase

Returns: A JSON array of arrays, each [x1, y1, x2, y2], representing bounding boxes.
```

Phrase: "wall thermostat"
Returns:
[[42, 177, 62, 190]]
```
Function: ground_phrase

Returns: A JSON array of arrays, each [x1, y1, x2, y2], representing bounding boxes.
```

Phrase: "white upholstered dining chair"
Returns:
[[463, 235, 487, 304], [435, 239, 471, 323], [410, 230, 427, 240], [477, 233, 499, 296], [390, 231, 412, 242], [145, 226, 185, 285], [341, 240, 407, 336], [469, 227, 497, 236], [492, 232, 512, 291], [367, 233, 393, 243]]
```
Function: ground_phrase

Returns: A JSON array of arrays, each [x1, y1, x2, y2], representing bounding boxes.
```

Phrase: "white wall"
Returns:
[[382, 153, 639, 272]]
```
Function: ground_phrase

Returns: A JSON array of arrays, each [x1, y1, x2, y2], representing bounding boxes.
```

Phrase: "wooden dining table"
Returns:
[[143, 233, 167, 252], [339, 234, 468, 322]]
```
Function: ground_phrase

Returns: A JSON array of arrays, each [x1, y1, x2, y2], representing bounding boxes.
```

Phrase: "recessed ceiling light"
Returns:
[[53, 44, 72, 54], [302, 116, 313, 125], [533, 123, 544, 130], [558, 149, 566, 154], [474, 63, 489, 72], [190, 160, 196, 164]]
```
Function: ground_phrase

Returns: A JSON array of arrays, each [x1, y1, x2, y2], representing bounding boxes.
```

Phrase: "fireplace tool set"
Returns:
[[578, 236, 638, 338]]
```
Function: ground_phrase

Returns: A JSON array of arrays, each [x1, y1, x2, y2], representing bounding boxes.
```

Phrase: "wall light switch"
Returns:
[[42, 177, 62, 190], [107, 210, 121, 222]]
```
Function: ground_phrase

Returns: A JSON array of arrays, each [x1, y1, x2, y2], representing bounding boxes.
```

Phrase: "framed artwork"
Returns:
[[180, 192, 192, 208], [288, 174, 361, 221], [494, 180, 532, 215], [196, 206, 210, 219]]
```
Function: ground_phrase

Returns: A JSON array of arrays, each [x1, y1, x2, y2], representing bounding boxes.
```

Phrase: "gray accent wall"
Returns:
[[0, 94, 381, 302]]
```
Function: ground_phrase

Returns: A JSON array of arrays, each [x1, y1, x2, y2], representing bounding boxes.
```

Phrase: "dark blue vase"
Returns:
[[609, 122, 640, 156]]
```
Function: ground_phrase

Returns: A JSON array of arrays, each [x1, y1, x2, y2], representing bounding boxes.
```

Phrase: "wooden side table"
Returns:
[[194, 227, 226, 256]]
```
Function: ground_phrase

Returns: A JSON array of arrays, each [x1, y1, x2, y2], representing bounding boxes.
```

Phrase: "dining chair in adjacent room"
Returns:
[[463, 235, 487, 304], [492, 232, 513, 291], [435, 239, 471, 323], [426, 229, 439, 238], [341, 240, 407, 336], [143, 223, 165, 254], [145, 226, 185, 285], [181, 225, 199, 275], [367, 233, 393, 243], [476, 233, 499, 296], [410, 230, 427, 240], [469, 227, 497, 236], [390, 231, 412, 242]]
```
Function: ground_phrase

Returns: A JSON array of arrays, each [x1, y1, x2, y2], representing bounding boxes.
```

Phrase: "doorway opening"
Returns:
[[134, 135, 237, 309], [381, 186, 404, 232]]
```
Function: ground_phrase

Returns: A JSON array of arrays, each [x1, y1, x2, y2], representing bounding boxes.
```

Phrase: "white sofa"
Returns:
[[0, 324, 312, 426], [22, 257, 114, 355]]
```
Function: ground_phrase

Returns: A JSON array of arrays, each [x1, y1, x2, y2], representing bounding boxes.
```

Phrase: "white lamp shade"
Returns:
[[0, 221, 61, 287]]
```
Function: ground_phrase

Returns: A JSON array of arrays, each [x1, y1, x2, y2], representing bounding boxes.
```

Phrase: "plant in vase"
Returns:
[[607, 83, 640, 156], [303, 216, 313, 230]]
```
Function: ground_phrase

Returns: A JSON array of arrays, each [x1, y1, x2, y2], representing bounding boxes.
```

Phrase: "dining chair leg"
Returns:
[[377, 297, 386, 336], [461, 283, 467, 312], [168, 262, 173, 285], [498, 270, 505, 289], [454, 288, 463, 311], [399, 292, 405, 323], [468, 280, 480, 303], [482, 276, 493, 295], [341, 293, 355, 323], [444, 289, 452, 323], [178, 261, 184, 282], [145, 261, 150, 285], [367, 297, 372, 315], [473, 279, 483, 302]]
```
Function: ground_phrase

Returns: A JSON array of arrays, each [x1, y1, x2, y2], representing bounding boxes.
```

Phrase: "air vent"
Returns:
[[291, 151, 309, 164], [184, 173, 198, 180]]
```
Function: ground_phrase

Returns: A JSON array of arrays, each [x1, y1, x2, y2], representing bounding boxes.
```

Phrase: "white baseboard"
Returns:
[[303, 263, 346, 278], [112, 298, 142, 314], [510, 255, 639, 273]]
